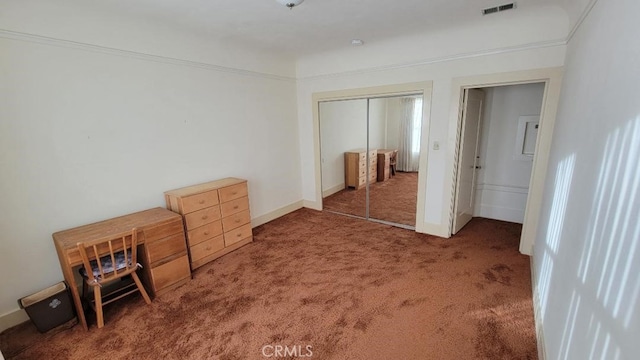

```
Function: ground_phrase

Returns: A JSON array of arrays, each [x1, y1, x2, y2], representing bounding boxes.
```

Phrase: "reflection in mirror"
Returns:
[[319, 99, 368, 218], [368, 96, 422, 227], [319, 95, 423, 228]]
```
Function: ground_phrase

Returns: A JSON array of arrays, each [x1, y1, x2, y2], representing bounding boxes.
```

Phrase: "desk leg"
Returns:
[[61, 264, 88, 330]]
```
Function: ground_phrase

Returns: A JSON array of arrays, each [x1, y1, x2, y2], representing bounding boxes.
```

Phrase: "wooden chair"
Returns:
[[389, 150, 398, 176], [77, 228, 151, 328]]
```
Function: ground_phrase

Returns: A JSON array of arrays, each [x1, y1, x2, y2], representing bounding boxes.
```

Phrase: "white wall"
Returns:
[[368, 99, 388, 150], [533, 0, 640, 358], [297, 9, 568, 236], [0, 33, 300, 327], [474, 83, 545, 223]]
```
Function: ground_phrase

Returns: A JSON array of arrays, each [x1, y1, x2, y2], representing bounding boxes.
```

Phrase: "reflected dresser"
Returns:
[[344, 148, 378, 190]]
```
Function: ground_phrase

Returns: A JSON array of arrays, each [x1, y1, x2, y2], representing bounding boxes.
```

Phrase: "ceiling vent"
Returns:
[[482, 2, 516, 15]]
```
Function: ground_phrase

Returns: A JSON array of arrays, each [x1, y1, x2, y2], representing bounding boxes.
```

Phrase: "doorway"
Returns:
[[443, 68, 563, 255], [319, 95, 423, 229], [452, 81, 550, 239]]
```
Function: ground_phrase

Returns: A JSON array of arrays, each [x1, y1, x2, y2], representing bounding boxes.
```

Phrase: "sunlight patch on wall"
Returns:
[[558, 116, 640, 359], [538, 153, 576, 318], [577, 116, 640, 329]]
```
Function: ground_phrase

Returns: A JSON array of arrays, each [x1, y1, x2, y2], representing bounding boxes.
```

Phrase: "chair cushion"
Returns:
[[79, 251, 133, 279]]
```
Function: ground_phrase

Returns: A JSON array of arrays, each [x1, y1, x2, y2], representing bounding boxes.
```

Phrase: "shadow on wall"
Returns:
[[536, 116, 640, 359]]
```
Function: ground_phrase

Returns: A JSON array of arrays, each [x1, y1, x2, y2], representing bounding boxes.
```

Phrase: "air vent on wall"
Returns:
[[482, 2, 516, 15]]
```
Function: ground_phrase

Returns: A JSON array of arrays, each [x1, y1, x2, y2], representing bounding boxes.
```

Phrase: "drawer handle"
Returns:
[[233, 205, 239, 209], [236, 233, 241, 237], [231, 191, 237, 195], [199, 200, 205, 204], [235, 219, 241, 223], [202, 215, 208, 220], [204, 231, 210, 236], [205, 246, 211, 251]]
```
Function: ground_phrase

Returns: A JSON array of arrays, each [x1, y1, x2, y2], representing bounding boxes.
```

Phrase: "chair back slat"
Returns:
[[121, 236, 127, 276], [109, 241, 117, 276], [130, 232, 137, 267], [93, 244, 104, 277], [77, 228, 140, 284]]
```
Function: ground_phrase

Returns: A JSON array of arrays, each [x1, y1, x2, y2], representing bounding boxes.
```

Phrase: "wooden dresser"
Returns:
[[376, 149, 396, 182], [344, 149, 377, 189], [164, 178, 253, 270]]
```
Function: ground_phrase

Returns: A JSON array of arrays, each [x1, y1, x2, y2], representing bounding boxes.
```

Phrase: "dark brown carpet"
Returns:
[[323, 172, 418, 226], [0, 209, 537, 360]]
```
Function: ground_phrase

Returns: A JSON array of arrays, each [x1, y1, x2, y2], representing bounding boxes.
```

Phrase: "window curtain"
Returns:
[[397, 97, 422, 172]]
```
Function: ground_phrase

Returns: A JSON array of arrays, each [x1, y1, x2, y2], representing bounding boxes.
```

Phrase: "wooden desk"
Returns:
[[53, 207, 191, 330], [377, 149, 397, 182]]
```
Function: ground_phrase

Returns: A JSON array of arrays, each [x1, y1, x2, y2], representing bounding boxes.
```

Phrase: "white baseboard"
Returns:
[[530, 256, 547, 360], [302, 199, 322, 211], [251, 200, 304, 228], [322, 184, 344, 198], [0, 308, 29, 333], [477, 204, 525, 224], [416, 221, 450, 238]]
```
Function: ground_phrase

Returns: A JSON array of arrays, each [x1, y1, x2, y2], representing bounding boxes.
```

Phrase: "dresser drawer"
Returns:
[[369, 172, 377, 182], [358, 153, 366, 162], [219, 182, 248, 203], [220, 196, 250, 217], [181, 190, 219, 214], [222, 209, 251, 232], [357, 176, 367, 187], [358, 168, 366, 178], [144, 218, 184, 243], [190, 235, 225, 262], [224, 223, 253, 247], [150, 255, 190, 291], [184, 206, 221, 229], [145, 232, 187, 266], [187, 220, 223, 247]]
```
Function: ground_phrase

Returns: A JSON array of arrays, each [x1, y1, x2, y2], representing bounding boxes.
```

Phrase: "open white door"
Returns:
[[452, 88, 485, 234]]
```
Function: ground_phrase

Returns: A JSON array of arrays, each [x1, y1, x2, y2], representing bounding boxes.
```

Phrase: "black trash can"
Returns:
[[18, 282, 76, 333]]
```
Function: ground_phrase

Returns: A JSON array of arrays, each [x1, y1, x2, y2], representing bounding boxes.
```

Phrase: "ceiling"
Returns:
[[99, 0, 570, 57]]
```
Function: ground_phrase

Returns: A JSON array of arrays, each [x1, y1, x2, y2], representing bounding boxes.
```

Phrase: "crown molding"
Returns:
[[0, 29, 296, 82], [566, 0, 600, 42], [296, 38, 567, 81], [0, 28, 570, 83]]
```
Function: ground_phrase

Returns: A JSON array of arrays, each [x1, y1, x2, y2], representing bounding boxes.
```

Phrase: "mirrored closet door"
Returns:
[[319, 99, 368, 219], [319, 94, 423, 229]]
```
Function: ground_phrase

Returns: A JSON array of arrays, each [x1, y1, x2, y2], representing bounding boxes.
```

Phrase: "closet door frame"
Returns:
[[312, 81, 433, 232]]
